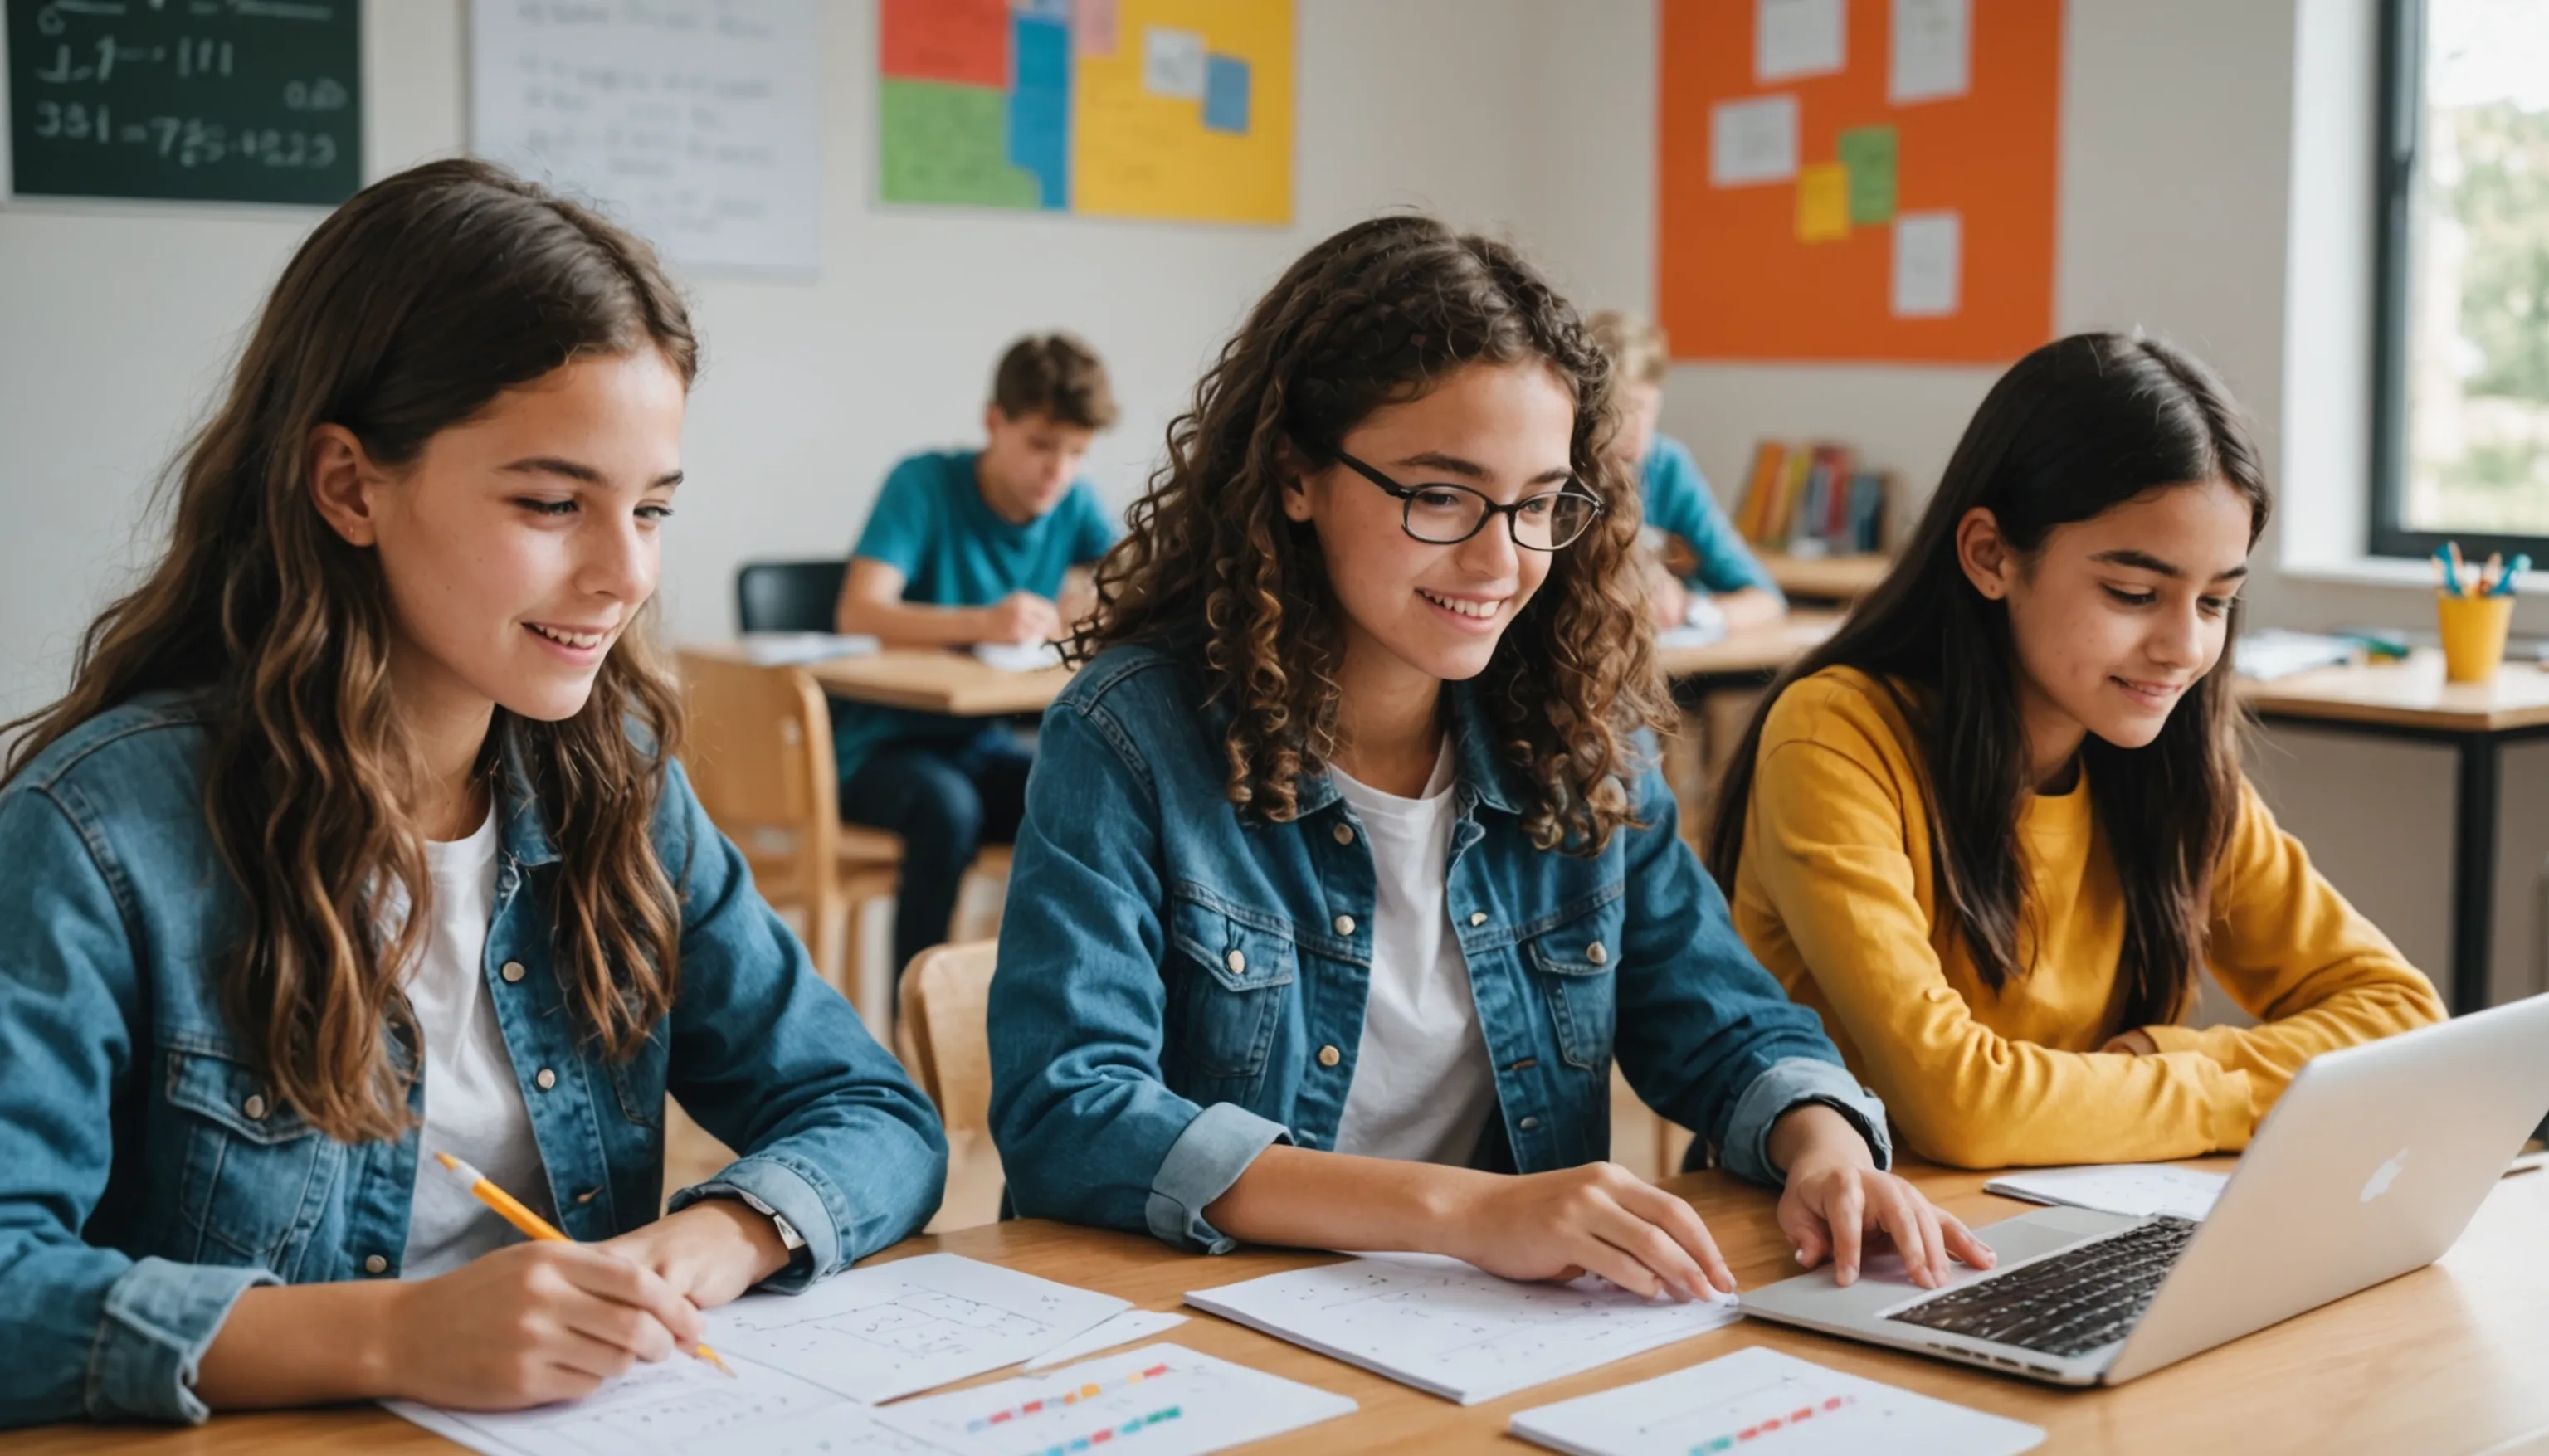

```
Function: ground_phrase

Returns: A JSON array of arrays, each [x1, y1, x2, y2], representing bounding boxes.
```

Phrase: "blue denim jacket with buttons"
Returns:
[[987, 643, 1889, 1254], [0, 693, 948, 1428]]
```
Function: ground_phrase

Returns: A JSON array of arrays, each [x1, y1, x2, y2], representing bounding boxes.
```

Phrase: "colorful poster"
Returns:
[[877, 0, 1292, 225]]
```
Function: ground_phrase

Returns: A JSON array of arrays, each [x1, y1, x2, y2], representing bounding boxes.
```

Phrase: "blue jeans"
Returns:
[[841, 729, 1035, 978]]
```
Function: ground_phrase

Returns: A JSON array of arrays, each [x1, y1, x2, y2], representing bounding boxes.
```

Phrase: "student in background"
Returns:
[[1585, 310, 1785, 635], [989, 217, 1991, 1300], [1708, 332, 2445, 1171], [0, 160, 945, 1429], [832, 335, 1120, 978]]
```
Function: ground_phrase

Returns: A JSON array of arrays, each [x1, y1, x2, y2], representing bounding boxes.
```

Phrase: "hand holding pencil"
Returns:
[[431, 1152, 734, 1377]]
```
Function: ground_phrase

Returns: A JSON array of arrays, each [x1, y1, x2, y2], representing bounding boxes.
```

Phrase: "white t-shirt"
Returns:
[[397, 806, 555, 1279], [1330, 742, 1499, 1165]]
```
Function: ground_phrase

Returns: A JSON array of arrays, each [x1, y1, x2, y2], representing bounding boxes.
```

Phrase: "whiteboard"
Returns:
[[469, 0, 821, 276]]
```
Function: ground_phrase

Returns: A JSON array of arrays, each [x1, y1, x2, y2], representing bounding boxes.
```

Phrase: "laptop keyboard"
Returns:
[[1884, 1215, 2201, 1359]]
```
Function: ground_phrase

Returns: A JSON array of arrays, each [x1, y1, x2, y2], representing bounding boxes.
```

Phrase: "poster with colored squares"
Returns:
[[878, 0, 1294, 225], [1656, 0, 2064, 363]]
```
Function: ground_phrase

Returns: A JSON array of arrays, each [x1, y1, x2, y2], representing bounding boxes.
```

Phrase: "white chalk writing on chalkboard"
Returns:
[[8, 0, 361, 203], [468, 0, 822, 276]]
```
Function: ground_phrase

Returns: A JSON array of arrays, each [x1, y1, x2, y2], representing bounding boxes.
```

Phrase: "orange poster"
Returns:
[[1658, 0, 2062, 363]]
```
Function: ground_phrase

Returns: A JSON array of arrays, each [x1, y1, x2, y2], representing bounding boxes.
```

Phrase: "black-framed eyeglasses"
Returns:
[[1333, 450, 1604, 551]]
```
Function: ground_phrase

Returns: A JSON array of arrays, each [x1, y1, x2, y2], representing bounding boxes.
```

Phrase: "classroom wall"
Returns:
[[0, 0, 1545, 725]]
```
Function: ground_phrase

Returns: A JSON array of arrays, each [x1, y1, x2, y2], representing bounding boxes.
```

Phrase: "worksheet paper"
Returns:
[[972, 640, 1067, 672], [1021, 1309, 1191, 1371], [875, 1343, 1357, 1456], [1983, 1164, 2228, 1221], [1509, 1347, 2045, 1456], [1184, 1252, 1742, 1405], [710, 1252, 1131, 1404], [385, 1355, 947, 1456]]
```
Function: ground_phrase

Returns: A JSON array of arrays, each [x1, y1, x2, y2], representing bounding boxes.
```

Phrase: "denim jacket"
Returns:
[[988, 644, 1889, 1254], [0, 694, 948, 1428]]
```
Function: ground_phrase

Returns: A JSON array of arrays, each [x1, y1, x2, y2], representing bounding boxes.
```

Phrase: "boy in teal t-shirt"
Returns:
[[1587, 311, 1786, 636], [833, 334, 1121, 975]]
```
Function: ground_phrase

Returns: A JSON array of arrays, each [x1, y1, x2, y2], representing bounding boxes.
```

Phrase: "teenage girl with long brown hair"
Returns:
[[1707, 332, 2444, 1170], [0, 159, 945, 1428], [987, 216, 1990, 1300]]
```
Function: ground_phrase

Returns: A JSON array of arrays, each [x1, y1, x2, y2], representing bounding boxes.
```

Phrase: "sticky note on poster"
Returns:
[[1837, 124, 1898, 224], [1796, 162, 1849, 241], [1709, 94, 1798, 186], [1204, 55, 1251, 134], [1756, 0, 1845, 82], [1073, 0, 1118, 58], [1891, 0, 1971, 103], [1893, 210, 1962, 316], [1143, 26, 1208, 99]]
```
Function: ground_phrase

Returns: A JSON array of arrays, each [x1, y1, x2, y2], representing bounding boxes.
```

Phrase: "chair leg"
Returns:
[[850, 894, 891, 1036], [811, 879, 849, 999]]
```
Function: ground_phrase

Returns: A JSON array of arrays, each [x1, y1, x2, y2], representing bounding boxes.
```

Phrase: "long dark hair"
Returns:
[[1, 158, 697, 1142], [1707, 332, 2270, 1029], [1073, 214, 1666, 854]]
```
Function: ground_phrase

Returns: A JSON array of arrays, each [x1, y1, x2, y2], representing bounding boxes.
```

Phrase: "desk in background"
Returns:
[[2242, 651, 2549, 1015], [12, 1160, 2543, 1454], [1757, 551, 1891, 605], [686, 642, 1076, 718]]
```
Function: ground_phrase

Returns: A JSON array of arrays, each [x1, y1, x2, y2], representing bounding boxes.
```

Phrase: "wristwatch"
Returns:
[[721, 1189, 806, 1253]]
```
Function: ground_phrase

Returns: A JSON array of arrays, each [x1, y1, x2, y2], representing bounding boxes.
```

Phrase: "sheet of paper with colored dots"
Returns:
[[1508, 1346, 2044, 1456], [872, 1343, 1355, 1456]]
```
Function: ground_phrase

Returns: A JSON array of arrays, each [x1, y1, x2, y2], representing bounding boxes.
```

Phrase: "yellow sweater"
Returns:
[[1732, 667, 2445, 1168]]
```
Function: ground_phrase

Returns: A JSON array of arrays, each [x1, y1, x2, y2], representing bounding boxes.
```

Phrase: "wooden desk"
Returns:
[[1654, 611, 1840, 684], [2242, 650, 2549, 1013], [685, 642, 1075, 718], [1758, 551, 1891, 604], [20, 1161, 2544, 1454]]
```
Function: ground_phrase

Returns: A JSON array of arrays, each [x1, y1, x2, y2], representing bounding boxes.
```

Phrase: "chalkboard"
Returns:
[[7, 0, 360, 206]]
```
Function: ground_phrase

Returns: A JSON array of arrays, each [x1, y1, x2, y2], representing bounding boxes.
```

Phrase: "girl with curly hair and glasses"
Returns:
[[0, 159, 944, 1428], [987, 216, 1990, 1301]]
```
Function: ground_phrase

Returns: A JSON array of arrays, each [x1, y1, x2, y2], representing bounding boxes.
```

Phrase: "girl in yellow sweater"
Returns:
[[1708, 332, 2444, 1169]]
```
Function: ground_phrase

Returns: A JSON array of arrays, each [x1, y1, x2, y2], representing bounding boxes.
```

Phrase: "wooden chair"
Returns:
[[676, 650, 904, 1026], [895, 940, 998, 1136]]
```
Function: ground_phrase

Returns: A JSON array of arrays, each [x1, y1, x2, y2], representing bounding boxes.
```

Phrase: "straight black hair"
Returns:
[[1707, 332, 2271, 1030]]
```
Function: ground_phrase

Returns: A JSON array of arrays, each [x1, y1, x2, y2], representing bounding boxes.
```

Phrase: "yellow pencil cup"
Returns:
[[2436, 591, 2515, 683]]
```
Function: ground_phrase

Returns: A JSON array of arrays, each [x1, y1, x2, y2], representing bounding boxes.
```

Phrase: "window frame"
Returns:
[[2369, 0, 2549, 562]]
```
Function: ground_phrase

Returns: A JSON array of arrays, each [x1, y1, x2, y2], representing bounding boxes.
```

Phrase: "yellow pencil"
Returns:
[[431, 1151, 734, 1377]]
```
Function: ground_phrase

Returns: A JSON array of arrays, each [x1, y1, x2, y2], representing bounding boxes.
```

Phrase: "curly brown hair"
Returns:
[[1073, 214, 1666, 854]]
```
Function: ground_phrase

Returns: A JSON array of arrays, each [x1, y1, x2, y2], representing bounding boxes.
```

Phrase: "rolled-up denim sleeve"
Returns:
[[1718, 1057, 1893, 1186], [658, 761, 948, 1278], [0, 787, 281, 1427], [989, 699, 1287, 1253], [1607, 761, 1881, 1183]]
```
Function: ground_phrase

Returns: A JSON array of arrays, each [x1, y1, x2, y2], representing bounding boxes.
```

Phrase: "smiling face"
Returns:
[[1281, 360, 1581, 699], [1961, 478, 2254, 775], [312, 348, 688, 745]]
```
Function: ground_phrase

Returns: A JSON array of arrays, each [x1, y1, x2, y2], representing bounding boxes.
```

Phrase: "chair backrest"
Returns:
[[736, 558, 849, 635], [896, 940, 998, 1135], [674, 651, 836, 871]]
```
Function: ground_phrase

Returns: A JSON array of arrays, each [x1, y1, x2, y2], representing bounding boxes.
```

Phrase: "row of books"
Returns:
[[1732, 441, 1894, 557]]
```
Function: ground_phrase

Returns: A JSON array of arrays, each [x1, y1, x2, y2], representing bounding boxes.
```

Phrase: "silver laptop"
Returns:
[[1742, 993, 2549, 1386]]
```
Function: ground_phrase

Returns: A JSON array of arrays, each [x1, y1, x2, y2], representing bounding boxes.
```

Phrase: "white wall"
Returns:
[[0, 0, 1542, 723]]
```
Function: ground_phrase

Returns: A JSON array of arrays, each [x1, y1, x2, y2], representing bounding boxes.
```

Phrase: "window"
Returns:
[[2372, 0, 2549, 561]]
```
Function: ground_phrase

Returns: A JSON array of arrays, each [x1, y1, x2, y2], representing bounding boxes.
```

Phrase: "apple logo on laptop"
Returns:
[[2361, 1147, 2410, 1203]]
